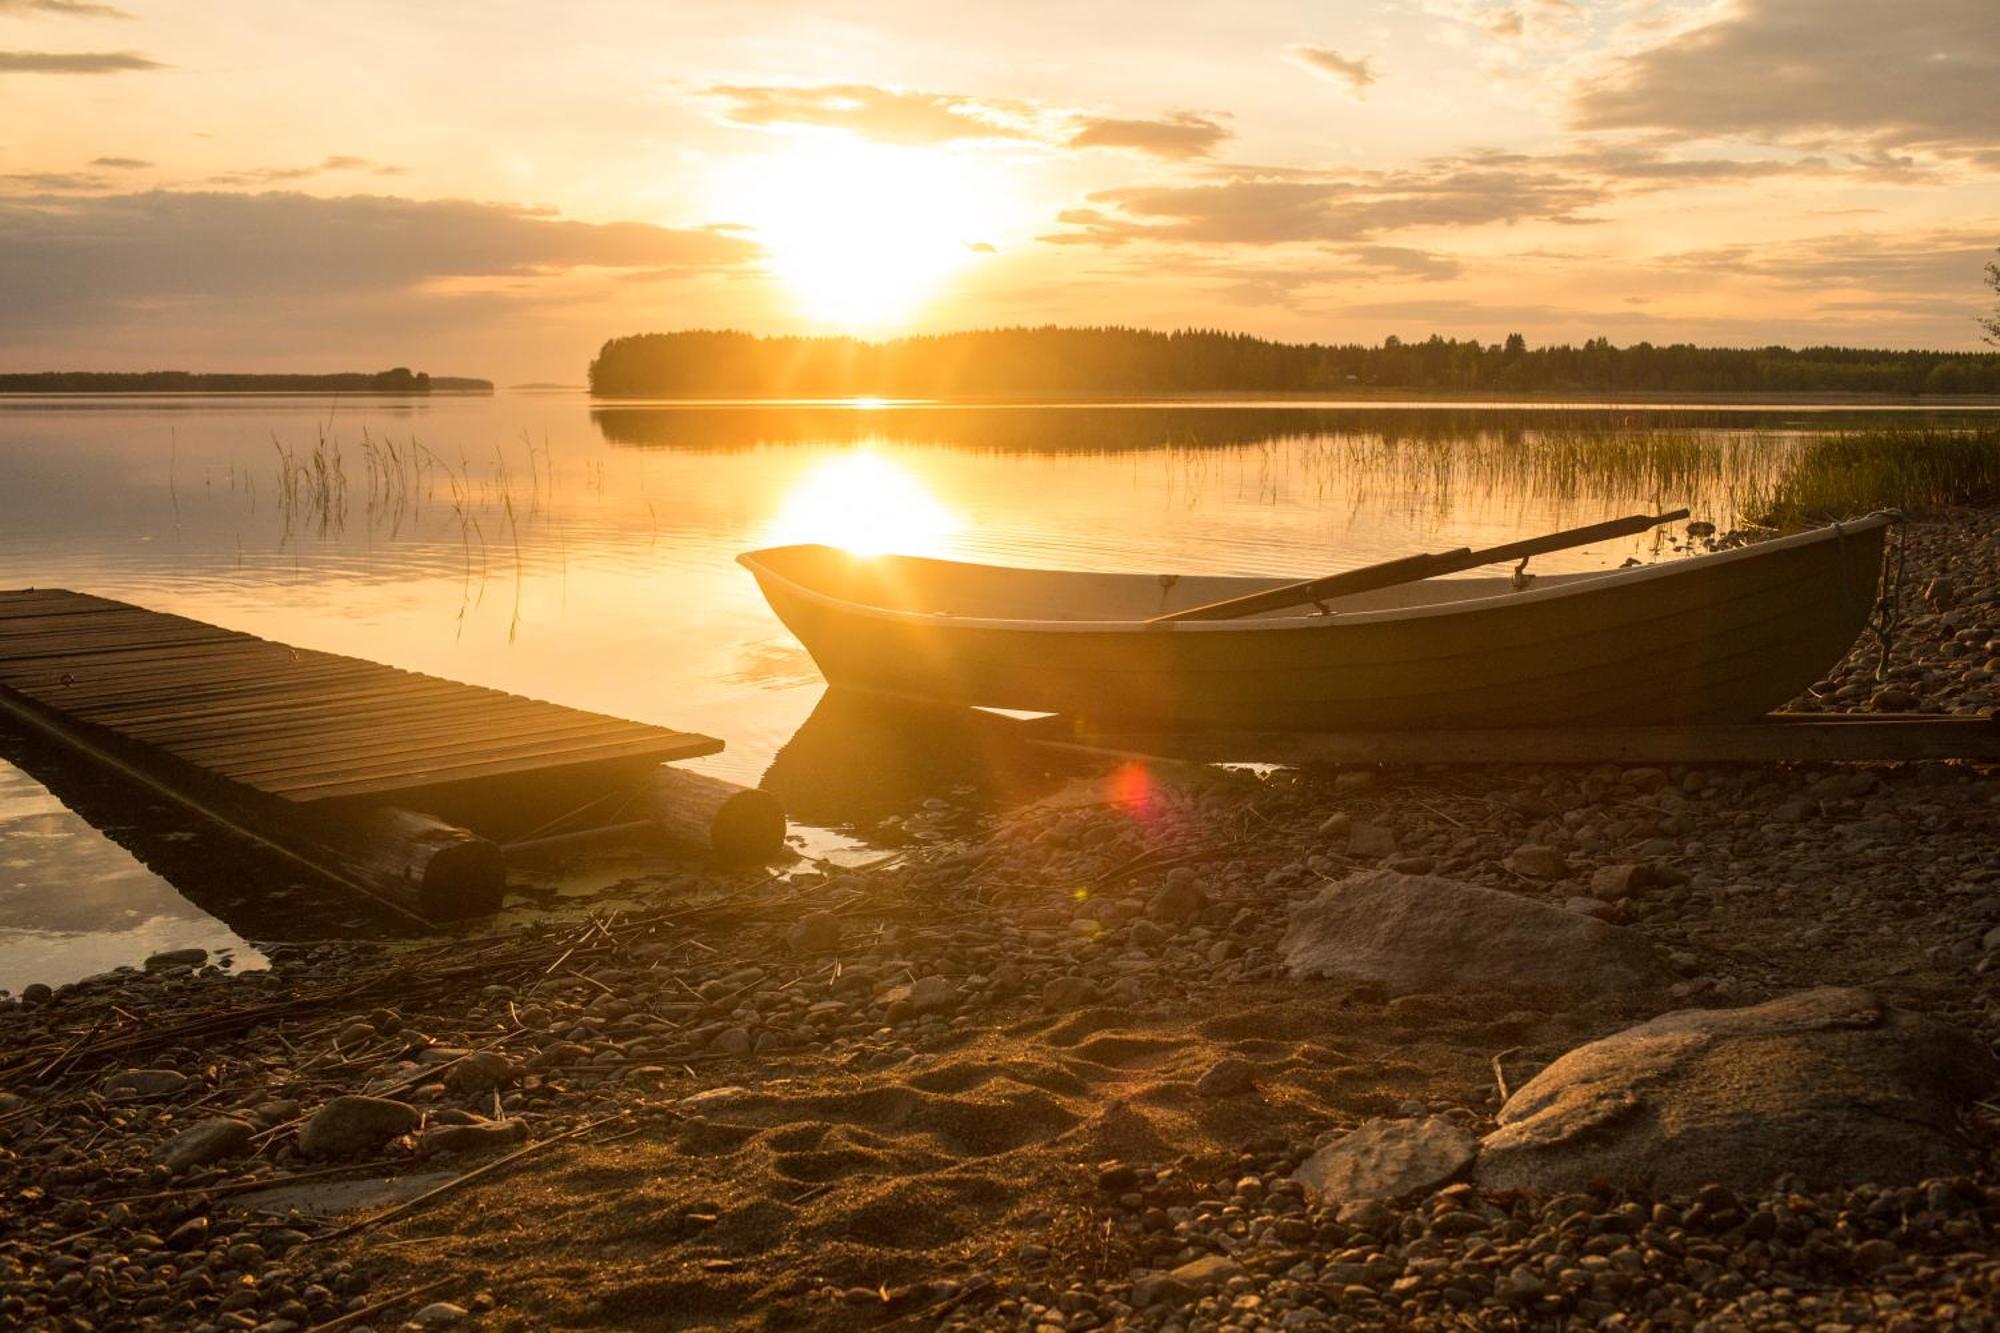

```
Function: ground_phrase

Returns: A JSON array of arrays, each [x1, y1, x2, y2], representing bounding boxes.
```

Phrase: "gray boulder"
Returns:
[[157, 1117, 253, 1173], [299, 1095, 421, 1158], [1476, 987, 1999, 1195], [1278, 869, 1672, 1000], [102, 1069, 189, 1101], [1294, 1116, 1477, 1203]]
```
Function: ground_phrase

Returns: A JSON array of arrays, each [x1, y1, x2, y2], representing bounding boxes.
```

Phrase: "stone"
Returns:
[[1317, 811, 1352, 839], [298, 1095, 422, 1158], [102, 1068, 190, 1101], [444, 1050, 514, 1094], [1042, 975, 1099, 1011], [711, 1027, 753, 1054], [1476, 987, 2000, 1195], [785, 911, 843, 953], [165, 1216, 210, 1251], [411, 1302, 468, 1326], [1870, 686, 1919, 712], [420, 1120, 528, 1155], [1346, 822, 1398, 860], [1147, 877, 1207, 924], [1589, 863, 1654, 901], [1168, 1254, 1244, 1290], [907, 975, 958, 1014], [1279, 869, 1672, 1000], [143, 947, 208, 972], [157, 1117, 253, 1173], [1131, 1274, 1196, 1308], [1852, 1238, 1900, 1272], [1292, 1116, 1477, 1203], [1506, 843, 1569, 880], [1194, 1057, 1256, 1098]]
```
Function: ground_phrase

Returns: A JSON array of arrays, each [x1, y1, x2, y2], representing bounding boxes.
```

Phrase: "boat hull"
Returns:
[[741, 520, 1891, 731]]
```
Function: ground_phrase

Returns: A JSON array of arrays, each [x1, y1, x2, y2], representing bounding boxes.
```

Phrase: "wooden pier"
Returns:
[[0, 589, 782, 919]]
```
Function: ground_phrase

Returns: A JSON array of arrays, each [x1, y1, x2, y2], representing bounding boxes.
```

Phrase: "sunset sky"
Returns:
[[2, 0, 1996, 382]]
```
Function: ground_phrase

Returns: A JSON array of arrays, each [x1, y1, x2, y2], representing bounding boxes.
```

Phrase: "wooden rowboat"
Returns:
[[739, 513, 1895, 731]]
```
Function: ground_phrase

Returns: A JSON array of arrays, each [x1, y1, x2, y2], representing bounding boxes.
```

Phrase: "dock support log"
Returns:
[[299, 807, 505, 920], [648, 766, 786, 863]]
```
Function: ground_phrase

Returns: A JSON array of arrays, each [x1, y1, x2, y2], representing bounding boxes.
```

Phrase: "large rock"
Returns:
[[101, 1069, 190, 1101], [299, 1095, 421, 1158], [1278, 869, 1672, 1000], [1293, 1116, 1477, 1203], [157, 1117, 253, 1173], [1476, 987, 1999, 1195]]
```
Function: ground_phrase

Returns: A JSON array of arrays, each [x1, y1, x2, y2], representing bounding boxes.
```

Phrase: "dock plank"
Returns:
[[0, 590, 722, 804]]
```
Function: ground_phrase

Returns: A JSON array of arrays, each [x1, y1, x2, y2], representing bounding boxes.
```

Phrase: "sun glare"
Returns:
[[765, 450, 961, 556], [721, 137, 1005, 327]]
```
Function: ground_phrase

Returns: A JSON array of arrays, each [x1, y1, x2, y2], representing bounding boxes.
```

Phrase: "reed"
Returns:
[[1745, 427, 2000, 528]]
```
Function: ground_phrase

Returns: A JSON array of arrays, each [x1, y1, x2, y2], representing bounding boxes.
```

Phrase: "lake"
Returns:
[[1, 391, 1992, 989]]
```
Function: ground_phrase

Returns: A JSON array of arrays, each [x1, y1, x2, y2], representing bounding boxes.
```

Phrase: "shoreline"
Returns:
[[0, 506, 1994, 1329], [586, 391, 2000, 410]]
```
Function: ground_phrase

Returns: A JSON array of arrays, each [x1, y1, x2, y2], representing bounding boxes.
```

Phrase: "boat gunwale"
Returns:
[[736, 511, 1895, 635]]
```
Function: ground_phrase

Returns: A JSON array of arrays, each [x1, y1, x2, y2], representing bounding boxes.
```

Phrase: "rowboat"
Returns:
[[738, 512, 1895, 731]]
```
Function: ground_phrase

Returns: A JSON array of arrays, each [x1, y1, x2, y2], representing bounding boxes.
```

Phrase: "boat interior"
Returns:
[[741, 543, 1619, 624]]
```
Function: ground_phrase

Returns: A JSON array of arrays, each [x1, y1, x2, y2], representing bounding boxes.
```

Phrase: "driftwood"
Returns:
[[647, 766, 786, 863]]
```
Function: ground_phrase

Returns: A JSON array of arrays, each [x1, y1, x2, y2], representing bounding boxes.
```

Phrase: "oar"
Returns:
[[1148, 508, 1691, 625]]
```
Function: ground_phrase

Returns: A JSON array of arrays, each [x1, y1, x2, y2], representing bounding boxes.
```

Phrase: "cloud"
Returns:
[[1342, 244, 1464, 280], [0, 0, 132, 15], [1043, 138, 1919, 251], [1067, 112, 1230, 160], [1287, 45, 1377, 95], [1573, 0, 2000, 165], [1, 170, 109, 192], [1658, 228, 1999, 296], [203, 155, 406, 186], [89, 155, 149, 169], [0, 48, 155, 73], [0, 191, 761, 337], [705, 82, 1034, 144], [1044, 158, 1605, 246], [1441, 0, 1581, 42]]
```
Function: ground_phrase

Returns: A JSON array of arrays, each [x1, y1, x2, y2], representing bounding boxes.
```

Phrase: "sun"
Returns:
[[719, 137, 1006, 327]]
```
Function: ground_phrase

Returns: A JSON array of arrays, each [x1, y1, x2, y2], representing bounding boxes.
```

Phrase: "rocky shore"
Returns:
[[1, 506, 1996, 1331]]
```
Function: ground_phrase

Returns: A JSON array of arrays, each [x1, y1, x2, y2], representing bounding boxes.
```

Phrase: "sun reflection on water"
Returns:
[[764, 449, 962, 556]]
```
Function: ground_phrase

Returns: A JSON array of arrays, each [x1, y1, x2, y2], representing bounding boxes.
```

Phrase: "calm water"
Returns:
[[0, 391, 1990, 988]]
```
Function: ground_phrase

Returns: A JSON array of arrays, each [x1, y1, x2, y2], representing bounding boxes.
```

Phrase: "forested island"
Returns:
[[589, 328, 2000, 398], [0, 368, 492, 394]]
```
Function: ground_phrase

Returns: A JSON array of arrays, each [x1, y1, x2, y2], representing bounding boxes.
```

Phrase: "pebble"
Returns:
[[143, 947, 208, 972]]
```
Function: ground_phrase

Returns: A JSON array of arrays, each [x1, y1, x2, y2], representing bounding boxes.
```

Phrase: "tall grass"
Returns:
[[1744, 427, 2000, 529]]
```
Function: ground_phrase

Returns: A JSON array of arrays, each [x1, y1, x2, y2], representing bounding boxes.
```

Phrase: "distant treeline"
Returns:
[[589, 328, 2000, 397], [0, 368, 493, 394]]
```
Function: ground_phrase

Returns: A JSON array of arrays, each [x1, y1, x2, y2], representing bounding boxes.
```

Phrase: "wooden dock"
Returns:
[[0, 589, 770, 919]]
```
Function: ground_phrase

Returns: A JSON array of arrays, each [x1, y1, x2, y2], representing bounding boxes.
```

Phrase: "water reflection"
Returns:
[[0, 739, 278, 990], [760, 690, 1058, 829], [764, 449, 962, 556]]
